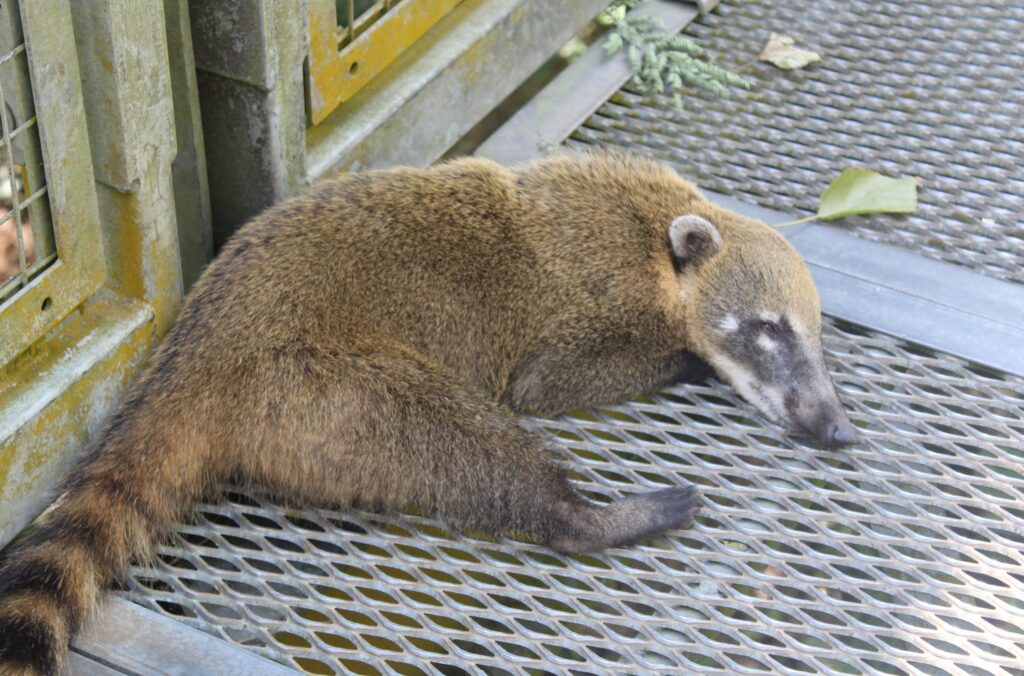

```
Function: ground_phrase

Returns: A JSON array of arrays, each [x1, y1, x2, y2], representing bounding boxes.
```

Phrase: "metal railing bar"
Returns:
[[0, 43, 25, 67], [348, 0, 356, 46], [14, 183, 47, 212], [4, 115, 38, 143]]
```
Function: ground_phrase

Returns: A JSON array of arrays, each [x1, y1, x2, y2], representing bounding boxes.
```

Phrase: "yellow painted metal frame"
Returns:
[[0, 0, 106, 368], [307, 0, 465, 125]]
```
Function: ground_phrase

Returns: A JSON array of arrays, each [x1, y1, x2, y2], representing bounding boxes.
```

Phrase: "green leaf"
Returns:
[[816, 168, 918, 220]]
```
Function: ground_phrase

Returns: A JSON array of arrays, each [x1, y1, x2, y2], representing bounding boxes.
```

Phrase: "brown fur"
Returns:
[[0, 152, 822, 673]]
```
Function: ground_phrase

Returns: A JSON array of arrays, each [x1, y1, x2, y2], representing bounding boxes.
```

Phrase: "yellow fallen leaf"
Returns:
[[759, 33, 821, 70]]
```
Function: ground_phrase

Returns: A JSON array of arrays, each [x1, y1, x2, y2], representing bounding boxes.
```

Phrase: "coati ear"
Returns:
[[669, 215, 722, 271]]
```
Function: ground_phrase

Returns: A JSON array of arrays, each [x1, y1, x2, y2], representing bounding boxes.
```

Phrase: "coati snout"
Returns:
[[0, 152, 858, 674], [669, 214, 860, 448]]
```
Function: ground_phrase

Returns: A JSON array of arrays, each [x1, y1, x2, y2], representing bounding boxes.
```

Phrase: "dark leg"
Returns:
[[242, 342, 700, 553]]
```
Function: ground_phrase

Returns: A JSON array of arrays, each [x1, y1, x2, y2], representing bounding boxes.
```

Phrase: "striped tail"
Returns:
[[0, 387, 213, 675]]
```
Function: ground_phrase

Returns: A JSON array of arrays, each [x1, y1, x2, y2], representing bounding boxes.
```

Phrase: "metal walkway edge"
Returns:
[[71, 597, 292, 675], [476, 0, 1024, 379]]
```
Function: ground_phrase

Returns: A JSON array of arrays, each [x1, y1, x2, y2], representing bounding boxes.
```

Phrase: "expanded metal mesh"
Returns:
[[124, 318, 1024, 675], [568, 0, 1024, 284]]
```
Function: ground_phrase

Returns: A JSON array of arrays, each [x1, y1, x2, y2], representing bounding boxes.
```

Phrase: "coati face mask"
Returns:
[[669, 213, 860, 448]]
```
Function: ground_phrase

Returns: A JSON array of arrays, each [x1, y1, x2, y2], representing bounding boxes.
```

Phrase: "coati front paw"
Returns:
[[621, 485, 702, 545], [549, 484, 701, 554], [640, 485, 702, 530]]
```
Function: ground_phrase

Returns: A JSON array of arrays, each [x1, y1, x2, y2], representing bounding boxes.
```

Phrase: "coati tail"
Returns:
[[0, 386, 215, 675]]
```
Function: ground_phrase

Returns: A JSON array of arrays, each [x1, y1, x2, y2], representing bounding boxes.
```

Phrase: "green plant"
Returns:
[[601, 0, 752, 107]]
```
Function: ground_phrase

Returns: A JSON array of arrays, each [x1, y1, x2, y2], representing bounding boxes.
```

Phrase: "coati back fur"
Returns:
[[0, 153, 856, 674]]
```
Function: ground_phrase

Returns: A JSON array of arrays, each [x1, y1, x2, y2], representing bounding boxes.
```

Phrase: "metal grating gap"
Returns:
[[567, 0, 1024, 285], [124, 317, 1024, 674]]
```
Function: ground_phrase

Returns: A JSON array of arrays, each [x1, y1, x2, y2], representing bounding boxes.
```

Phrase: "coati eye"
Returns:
[[760, 321, 779, 336]]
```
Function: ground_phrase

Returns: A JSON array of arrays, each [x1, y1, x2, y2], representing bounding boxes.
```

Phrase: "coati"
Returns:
[[0, 152, 858, 674]]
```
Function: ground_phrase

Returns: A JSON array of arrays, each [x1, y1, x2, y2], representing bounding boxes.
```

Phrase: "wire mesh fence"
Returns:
[[0, 0, 54, 300], [336, 0, 398, 48]]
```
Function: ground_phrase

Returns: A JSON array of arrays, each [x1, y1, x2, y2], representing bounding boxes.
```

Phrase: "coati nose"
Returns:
[[826, 420, 860, 447]]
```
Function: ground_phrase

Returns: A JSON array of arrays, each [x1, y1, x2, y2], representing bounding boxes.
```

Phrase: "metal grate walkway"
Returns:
[[125, 318, 1024, 675], [120, 1, 1024, 673], [569, 0, 1024, 284]]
